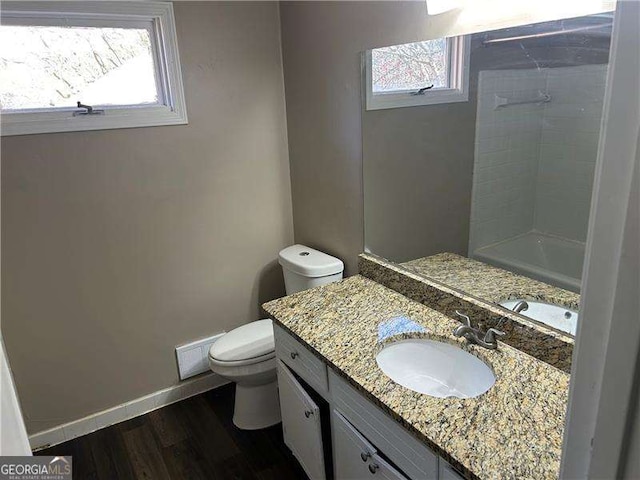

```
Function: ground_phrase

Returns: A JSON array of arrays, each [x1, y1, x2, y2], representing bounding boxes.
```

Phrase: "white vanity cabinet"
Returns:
[[273, 324, 464, 480], [277, 360, 327, 480]]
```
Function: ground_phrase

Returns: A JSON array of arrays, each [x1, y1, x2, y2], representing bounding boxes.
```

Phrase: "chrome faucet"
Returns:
[[495, 300, 530, 330], [511, 300, 529, 314], [453, 311, 505, 350]]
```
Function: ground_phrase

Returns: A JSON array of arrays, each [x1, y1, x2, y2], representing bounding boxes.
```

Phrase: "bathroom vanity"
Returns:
[[263, 275, 569, 480]]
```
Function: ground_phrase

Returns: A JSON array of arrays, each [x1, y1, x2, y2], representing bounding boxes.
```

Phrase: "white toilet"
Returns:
[[208, 244, 344, 430]]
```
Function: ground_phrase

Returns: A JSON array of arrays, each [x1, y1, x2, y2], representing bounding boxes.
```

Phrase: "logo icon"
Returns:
[[0, 456, 73, 479]]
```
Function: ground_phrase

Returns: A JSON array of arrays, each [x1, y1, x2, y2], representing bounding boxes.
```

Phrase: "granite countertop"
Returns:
[[263, 275, 570, 480], [402, 253, 580, 311], [360, 253, 575, 373]]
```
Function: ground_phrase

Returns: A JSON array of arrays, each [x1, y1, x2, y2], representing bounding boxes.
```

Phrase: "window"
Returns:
[[365, 36, 470, 110], [0, 2, 187, 136]]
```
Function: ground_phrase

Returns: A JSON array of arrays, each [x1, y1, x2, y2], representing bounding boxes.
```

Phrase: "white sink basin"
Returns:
[[375, 339, 495, 399], [500, 299, 578, 335]]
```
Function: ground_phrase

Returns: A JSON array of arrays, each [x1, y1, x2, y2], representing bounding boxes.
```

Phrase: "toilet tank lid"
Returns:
[[278, 244, 344, 278]]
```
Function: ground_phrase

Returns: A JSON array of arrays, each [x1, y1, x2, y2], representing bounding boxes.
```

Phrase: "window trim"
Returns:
[[365, 36, 471, 110], [0, 1, 188, 136]]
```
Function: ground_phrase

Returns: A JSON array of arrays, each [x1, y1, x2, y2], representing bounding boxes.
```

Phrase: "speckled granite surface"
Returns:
[[263, 276, 569, 480], [402, 253, 580, 310], [360, 253, 574, 373]]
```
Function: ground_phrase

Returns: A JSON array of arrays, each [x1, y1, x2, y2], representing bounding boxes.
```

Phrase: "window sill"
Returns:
[[1, 104, 188, 136], [366, 89, 469, 111]]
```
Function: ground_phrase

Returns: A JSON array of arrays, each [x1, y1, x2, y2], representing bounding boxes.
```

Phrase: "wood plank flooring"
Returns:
[[35, 383, 308, 480]]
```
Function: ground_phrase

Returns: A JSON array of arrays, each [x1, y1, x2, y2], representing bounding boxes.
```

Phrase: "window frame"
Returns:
[[365, 35, 471, 110], [0, 1, 188, 136]]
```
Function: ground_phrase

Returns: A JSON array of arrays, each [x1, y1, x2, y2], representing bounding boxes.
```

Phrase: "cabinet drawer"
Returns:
[[329, 369, 438, 480], [274, 324, 328, 395]]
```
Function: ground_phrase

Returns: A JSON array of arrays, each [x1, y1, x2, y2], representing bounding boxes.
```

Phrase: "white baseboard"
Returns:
[[29, 373, 229, 451]]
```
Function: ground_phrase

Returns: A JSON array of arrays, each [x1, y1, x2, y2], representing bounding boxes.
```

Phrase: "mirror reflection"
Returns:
[[362, 13, 613, 335]]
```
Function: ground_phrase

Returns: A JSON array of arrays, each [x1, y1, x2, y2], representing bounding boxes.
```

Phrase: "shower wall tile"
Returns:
[[470, 64, 607, 253], [534, 64, 607, 242], [469, 69, 546, 253]]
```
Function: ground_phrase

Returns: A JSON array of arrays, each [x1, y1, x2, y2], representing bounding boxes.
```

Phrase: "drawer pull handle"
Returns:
[[360, 452, 371, 462], [368, 463, 379, 474], [304, 410, 313, 418], [290, 352, 299, 359]]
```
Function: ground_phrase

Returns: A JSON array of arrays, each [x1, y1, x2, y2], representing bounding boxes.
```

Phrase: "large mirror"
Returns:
[[362, 13, 614, 336]]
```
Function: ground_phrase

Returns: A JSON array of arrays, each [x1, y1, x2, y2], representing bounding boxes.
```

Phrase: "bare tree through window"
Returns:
[[0, 25, 158, 110], [372, 38, 448, 93]]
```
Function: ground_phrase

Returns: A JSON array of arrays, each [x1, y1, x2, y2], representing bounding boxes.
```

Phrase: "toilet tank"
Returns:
[[278, 245, 344, 295]]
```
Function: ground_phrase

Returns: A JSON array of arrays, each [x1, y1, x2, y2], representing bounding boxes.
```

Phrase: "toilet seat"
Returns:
[[208, 351, 275, 368], [209, 319, 275, 367]]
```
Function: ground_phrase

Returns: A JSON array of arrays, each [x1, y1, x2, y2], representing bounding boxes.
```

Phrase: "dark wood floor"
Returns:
[[36, 383, 308, 480]]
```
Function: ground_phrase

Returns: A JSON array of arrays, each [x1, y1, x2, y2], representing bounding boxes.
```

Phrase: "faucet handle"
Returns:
[[455, 310, 471, 327], [484, 328, 505, 344]]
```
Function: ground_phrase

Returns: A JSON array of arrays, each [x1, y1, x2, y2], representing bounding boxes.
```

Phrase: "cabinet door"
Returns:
[[332, 410, 378, 479], [369, 454, 410, 480], [333, 410, 409, 480], [277, 360, 326, 480]]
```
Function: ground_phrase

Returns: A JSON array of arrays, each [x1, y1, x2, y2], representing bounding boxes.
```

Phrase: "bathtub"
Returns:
[[472, 232, 584, 292], [500, 299, 579, 335]]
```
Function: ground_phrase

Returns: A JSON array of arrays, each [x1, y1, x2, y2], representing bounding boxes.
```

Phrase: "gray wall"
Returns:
[[1, 2, 293, 433], [280, 1, 453, 275], [623, 385, 640, 479], [363, 57, 477, 263]]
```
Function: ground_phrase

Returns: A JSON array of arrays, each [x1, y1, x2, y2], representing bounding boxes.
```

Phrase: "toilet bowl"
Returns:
[[208, 245, 344, 430], [208, 319, 279, 430]]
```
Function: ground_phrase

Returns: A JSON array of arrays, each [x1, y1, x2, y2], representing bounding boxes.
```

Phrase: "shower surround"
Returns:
[[469, 64, 607, 290]]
